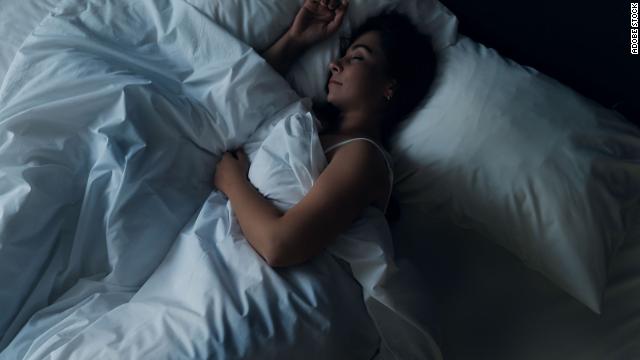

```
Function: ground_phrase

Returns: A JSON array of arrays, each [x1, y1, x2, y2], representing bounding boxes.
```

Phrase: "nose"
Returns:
[[329, 58, 343, 74]]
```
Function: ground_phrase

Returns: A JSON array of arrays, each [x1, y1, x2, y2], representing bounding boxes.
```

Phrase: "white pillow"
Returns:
[[184, 0, 459, 101], [391, 35, 640, 313]]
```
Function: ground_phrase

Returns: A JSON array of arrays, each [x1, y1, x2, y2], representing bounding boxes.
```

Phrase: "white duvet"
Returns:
[[0, 0, 439, 358]]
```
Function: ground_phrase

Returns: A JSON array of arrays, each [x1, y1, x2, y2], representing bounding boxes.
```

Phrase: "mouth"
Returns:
[[328, 78, 342, 86]]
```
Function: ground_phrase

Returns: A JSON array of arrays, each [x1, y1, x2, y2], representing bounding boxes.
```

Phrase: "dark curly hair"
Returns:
[[314, 10, 437, 223]]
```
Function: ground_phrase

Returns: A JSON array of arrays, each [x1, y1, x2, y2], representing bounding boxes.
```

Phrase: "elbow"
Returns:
[[264, 254, 289, 268], [256, 217, 314, 268], [266, 256, 307, 269], [261, 233, 303, 269], [252, 229, 286, 268], [264, 247, 315, 269], [263, 245, 296, 268]]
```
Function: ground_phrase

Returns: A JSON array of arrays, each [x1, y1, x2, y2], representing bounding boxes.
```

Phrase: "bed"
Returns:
[[1, 0, 639, 359]]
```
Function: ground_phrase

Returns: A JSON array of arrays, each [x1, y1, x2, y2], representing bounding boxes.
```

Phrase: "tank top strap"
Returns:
[[324, 137, 394, 213]]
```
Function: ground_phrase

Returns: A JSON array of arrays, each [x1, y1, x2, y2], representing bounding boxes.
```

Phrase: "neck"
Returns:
[[337, 109, 383, 142]]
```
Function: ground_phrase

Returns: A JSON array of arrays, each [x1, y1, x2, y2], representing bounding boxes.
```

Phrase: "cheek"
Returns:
[[343, 69, 372, 90], [350, 71, 385, 99], [328, 67, 384, 103]]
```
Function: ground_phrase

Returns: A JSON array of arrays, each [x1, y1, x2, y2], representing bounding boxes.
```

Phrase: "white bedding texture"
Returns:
[[1, 0, 639, 359]]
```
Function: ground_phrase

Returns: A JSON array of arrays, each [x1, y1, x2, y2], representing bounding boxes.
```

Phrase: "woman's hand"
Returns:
[[261, 0, 348, 75], [288, 0, 349, 49], [214, 148, 251, 196]]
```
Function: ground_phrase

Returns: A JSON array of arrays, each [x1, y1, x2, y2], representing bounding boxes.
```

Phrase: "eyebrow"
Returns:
[[349, 44, 374, 54]]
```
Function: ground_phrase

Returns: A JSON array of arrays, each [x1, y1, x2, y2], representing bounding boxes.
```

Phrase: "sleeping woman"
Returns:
[[213, 0, 436, 267]]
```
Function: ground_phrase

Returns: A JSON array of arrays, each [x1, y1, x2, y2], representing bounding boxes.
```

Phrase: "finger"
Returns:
[[319, 0, 336, 13], [306, 0, 327, 11], [236, 148, 246, 159], [333, 0, 348, 17], [302, 2, 334, 21], [327, 0, 349, 33], [304, 1, 334, 18], [225, 151, 237, 160], [239, 149, 251, 164], [217, 154, 227, 167]]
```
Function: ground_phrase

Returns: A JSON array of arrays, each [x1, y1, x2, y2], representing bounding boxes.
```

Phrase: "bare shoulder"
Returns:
[[324, 140, 389, 202], [328, 139, 387, 175]]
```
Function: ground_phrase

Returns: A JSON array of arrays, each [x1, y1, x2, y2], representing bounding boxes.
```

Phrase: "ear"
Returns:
[[384, 79, 397, 99]]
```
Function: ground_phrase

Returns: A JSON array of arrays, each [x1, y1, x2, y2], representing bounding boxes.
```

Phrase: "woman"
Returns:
[[213, 0, 436, 268]]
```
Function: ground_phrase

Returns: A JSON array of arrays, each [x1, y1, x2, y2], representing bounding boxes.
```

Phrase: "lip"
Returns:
[[328, 79, 342, 86]]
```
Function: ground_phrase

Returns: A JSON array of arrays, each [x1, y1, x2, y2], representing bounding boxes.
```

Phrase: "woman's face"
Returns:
[[326, 31, 395, 114]]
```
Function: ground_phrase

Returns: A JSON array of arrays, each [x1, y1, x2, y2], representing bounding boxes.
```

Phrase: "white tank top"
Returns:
[[323, 137, 394, 214]]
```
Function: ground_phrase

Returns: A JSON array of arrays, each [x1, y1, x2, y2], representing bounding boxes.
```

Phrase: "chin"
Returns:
[[326, 93, 341, 107], [326, 96, 335, 107]]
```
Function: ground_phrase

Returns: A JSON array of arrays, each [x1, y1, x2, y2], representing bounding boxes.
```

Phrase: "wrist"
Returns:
[[225, 177, 251, 200], [283, 30, 309, 55]]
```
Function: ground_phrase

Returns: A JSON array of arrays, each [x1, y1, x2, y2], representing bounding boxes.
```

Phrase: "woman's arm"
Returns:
[[261, 0, 349, 76], [214, 142, 385, 268], [261, 32, 309, 77]]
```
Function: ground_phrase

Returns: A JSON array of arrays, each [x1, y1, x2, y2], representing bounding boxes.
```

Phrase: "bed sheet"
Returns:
[[393, 205, 640, 359], [0, 0, 371, 357], [0, 0, 61, 84], [0, 0, 442, 358]]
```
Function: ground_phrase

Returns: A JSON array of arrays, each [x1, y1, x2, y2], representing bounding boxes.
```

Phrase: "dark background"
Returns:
[[438, 0, 639, 127]]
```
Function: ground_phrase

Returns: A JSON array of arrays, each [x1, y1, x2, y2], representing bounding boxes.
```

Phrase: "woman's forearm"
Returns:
[[225, 179, 284, 264], [260, 31, 308, 76]]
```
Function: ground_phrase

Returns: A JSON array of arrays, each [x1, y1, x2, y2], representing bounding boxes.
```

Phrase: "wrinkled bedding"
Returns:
[[0, 0, 439, 358]]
